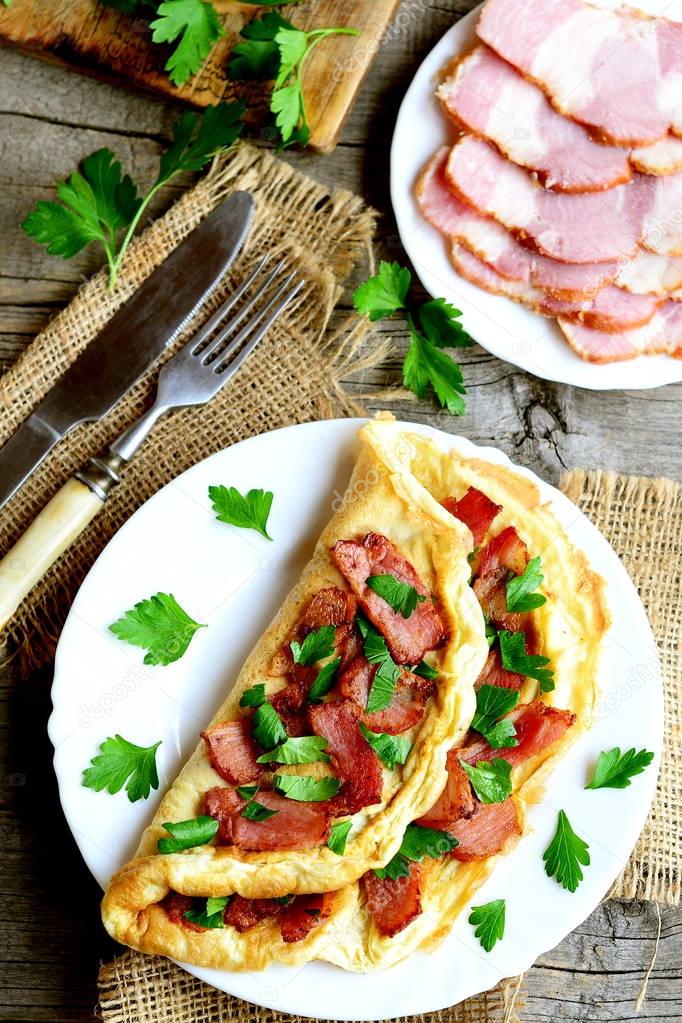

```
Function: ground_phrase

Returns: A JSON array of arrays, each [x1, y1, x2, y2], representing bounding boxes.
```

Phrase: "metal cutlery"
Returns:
[[0, 256, 304, 631]]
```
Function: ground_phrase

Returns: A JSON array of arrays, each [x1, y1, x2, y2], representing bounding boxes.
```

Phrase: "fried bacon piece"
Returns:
[[460, 700, 576, 769], [338, 655, 434, 735], [308, 699, 384, 815], [472, 526, 531, 634], [448, 798, 522, 861], [201, 719, 263, 786], [204, 786, 332, 851], [280, 893, 334, 943], [331, 533, 445, 665], [476, 647, 526, 691], [417, 749, 476, 828], [362, 861, 423, 937], [442, 486, 502, 546], [224, 895, 281, 932]]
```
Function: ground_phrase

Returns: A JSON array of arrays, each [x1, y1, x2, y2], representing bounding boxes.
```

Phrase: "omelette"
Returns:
[[101, 414, 608, 972]]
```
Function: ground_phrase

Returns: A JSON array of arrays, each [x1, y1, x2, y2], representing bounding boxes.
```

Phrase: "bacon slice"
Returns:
[[338, 655, 434, 735], [417, 148, 618, 299], [280, 893, 333, 943], [472, 526, 530, 635], [204, 786, 332, 851], [300, 586, 358, 633], [201, 719, 263, 786], [476, 648, 525, 691], [451, 244, 661, 334], [308, 699, 384, 814], [445, 136, 679, 264], [224, 895, 281, 932], [331, 533, 445, 664], [559, 301, 682, 363], [362, 862, 423, 937], [162, 892, 207, 933], [447, 799, 522, 861], [478, 0, 682, 146], [441, 486, 501, 547], [417, 749, 475, 828], [438, 46, 631, 193], [460, 700, 576, 770]]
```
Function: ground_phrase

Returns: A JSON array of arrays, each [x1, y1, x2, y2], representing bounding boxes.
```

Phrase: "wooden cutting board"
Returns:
[[0, 0, 400, 152]]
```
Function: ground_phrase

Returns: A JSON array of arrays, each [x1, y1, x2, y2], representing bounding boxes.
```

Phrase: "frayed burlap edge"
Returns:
[[0, 141, 388, 673], [560, 470, 681, 907], [96, 950, 525, 1023]]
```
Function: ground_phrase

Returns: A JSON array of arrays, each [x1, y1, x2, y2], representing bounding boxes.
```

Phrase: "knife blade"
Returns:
[[0, 191, 254, 511]]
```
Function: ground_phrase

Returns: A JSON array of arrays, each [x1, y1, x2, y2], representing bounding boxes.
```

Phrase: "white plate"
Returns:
[[390, 5, 682, 391], [49, 419, 662, 1019]]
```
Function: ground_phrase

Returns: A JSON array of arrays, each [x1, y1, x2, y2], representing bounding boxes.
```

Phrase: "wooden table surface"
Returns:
[[0, 1, 680, 1020]]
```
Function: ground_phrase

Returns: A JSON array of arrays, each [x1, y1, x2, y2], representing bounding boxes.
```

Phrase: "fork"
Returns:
[[0, 259, 304, 630]]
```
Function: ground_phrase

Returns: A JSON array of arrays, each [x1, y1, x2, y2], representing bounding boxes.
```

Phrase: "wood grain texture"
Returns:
[[0, 0, 680, 1018], [0, 0, 400, 152]]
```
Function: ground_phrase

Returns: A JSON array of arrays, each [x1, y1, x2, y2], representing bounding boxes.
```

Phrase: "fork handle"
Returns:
[[0, 451, 125, 632]]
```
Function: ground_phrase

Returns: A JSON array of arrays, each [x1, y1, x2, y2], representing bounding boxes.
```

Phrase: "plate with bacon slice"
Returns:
[[391, 0, 682, 389], [49, 416, 661, 1018]]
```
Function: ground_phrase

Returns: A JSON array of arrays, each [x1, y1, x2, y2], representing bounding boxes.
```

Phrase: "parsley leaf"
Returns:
[[366, 574, 426, 619], [241, 799, 278, 821], [21, 148, 140, 271], [184, 894, 230, 929], [240, 684, 267, 709], [150, 0, 224, 86], [403, 320, 467, 416], [274, 774, 341, 802], [257, 736, 330, 765], [470, 685, 519, 749], [353, 261, 411, 321], [252, 703, 287, 750], [461, 758, 513, 804], [417, 298, 475, 349], [290, 625, 336, 666], [236, 784, 260, 799], [83, 734, 161, 802], [228, 12, 292, 79], [543, 809, 590, 892], [109, 592, 205, 666], [375, 823, 457, 880], [22, 104, 244, 288], [308, 656, 342, 702], [469, 899, 506, 952], [585, 747, 655, 790], [157, 814, 218, 853], [357, 615, 401, 714], [506, 556, 547, 613], [413, 659, 438, 680], [209, 484, 274, 539], [360, 724, 412, 770], [499, 629, 555, 693], [328, 819, 352, 855]]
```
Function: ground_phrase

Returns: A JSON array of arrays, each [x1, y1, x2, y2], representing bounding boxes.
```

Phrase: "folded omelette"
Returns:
[[102, 415, 608, 972]]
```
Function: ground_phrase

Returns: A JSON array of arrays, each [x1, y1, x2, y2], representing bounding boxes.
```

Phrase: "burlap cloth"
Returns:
[[0, 141, 678, 1021]]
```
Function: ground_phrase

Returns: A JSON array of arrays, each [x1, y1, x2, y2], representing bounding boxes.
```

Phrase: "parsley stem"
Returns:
[[109, 183, 163, 288]]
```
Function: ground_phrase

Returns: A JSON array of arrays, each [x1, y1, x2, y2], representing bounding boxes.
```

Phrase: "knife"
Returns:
[[0, 190, 255, 512]]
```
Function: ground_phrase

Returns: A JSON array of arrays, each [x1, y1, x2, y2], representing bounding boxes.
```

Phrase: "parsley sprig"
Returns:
[[209, 484, 274, 539], [229, 14, 359, 147], [469, 898, 506, 952], [462, 757, 513, 804], [543, 809, 590, 892], [498, 629, 555, 693], [83, 734, 162, 802], [366, 574, 426, 619], [327, 819, 352, 855], [585, 747, 654, 790], [184, 894, 230, 928], [353, 261, 473, 415], [360, 724, 412, 770], [357, 615, 401, 714], [506, 556, 547, 613], [290, 625, 336, 666], [22, 103, 244, 287], [157, 814, 218, 853], [375, 823, 457, 880], [470, 685, 520, 750], [109, 592, 206, 666]]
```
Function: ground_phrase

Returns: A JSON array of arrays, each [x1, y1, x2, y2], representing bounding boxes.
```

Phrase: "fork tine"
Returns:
[[215, 277, 305, 380], [189, 255, 271, 356], [198, 259, 287, 364]]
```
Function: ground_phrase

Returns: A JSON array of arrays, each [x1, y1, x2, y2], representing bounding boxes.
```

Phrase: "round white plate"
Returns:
[[49, 419, 662, 1019], [390, 5, 682, 391]]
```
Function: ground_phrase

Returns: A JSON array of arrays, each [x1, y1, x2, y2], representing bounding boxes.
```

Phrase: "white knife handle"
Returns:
[[0, 452, 125, 632]]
